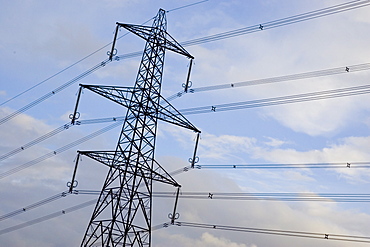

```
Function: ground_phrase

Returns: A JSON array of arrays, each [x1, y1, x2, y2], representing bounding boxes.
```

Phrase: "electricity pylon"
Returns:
[[68, 9, 200, 247]]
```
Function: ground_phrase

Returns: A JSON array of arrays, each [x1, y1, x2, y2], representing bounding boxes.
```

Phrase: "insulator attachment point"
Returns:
[[107, 48, 118, 57], [168, 212, 180, 221], [69, 112, 80, 120], [66, 180, 78, 189], [188, 156, 199, 164]]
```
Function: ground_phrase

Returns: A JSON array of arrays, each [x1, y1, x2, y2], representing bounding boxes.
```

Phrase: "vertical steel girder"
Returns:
[[78, 9, 197, 247]]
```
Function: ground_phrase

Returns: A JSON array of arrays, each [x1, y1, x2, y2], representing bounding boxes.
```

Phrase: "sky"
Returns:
[[1, 0, 370, 246]]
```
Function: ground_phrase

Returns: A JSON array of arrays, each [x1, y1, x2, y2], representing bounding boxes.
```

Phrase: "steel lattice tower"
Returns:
[[68, 9, 199, 247]]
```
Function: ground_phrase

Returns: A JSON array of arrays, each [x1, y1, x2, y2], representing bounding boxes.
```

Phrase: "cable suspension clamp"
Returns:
[[108, 25, 120, 61], [183, 59, 194, 93], [66, 180, 78, 190], [68, 153, 81, 193], [70, 86, 83, 125], [188, 156, 199, 167], [107, 48, 117, 59], [183, 166, 190, 172], [168, 187, 181, 224], [189, 132, 201, 168]]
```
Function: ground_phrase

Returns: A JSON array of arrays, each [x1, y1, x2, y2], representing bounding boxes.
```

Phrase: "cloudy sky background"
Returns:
[[1, 0, 370, 246]]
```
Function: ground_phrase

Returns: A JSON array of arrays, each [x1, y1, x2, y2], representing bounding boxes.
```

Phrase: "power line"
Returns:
[[0, 191, 70, 222], [0, 195, 168, 237], [0, 121, 122, 179], [3, 185, 369, 228], [0, 116, 125, 162], [194, 162, 370, 169], [5, 76, 367, 161], [0, 199, 95, 236], [113, 0, 370, 60], [0, 0, 209, 107], [175, 221, 370, 244], [0, 53, 112, 108], [0, 59, 112, 126], [1, 159, 367, 232], [5, 78, 367, 168], [2, 0, 368, 126], [164, 161, 370, 181], [75, 189, 370, 203], [0, 29, 139, 108], [166, 0, 209, 13], [2, 189, 368, 238], [0, 158, 353, 221], [6, 189, 367, 226], [3, 196, 369, 243], [2, 61, 367, 128], [180, 0, 370, 46], [158, 192, 370, 203], [167, 63, 370, 100], [176, 83, 370, 115]]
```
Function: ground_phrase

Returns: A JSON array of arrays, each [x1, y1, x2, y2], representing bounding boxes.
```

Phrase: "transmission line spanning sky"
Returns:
[[3, 190, 370, 239], [0, 62, 368, 168], [1, 0, 369, 123], [1, 1, 370, 247]]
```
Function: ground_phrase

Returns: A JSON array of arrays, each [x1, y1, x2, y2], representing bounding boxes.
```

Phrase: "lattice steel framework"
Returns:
[[69, 9, 199, 247]]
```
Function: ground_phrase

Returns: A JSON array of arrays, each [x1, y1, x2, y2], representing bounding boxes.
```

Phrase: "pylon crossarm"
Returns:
[[117, 24, 156, 43], [151, 159, 180, 187], [117, 23, 193, 59], [81, 84, 136, 109], [78, 151, 121, 167], [156, 95, 200, 132], [80, 84, 199, 132], [78, 151, 179, 187], [81, 84, 136, 92], [163, 30, 194, 59]]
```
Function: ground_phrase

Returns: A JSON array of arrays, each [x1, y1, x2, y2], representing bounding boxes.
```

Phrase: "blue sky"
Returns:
[[1, 0, 370, 246]]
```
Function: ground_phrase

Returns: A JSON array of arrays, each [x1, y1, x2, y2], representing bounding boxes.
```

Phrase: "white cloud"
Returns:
[[263, 136, 287, 147], [0, 107, 53, 149], [199, 133, 256, 160], [155, 231, 252, 247]]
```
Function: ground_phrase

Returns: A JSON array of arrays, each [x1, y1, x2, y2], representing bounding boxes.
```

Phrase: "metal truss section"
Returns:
[[78, 151, 180, 187], [75, 8, 197, 247], [80, 84, 200, 132], [81, 180, 152, 246], [117, 22, 194, 59]]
